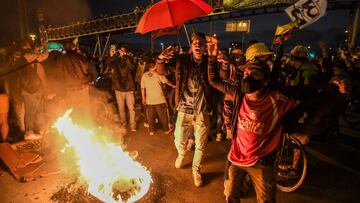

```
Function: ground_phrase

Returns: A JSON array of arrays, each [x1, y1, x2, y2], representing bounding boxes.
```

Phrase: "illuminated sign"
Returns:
[[226, 20, 251, 32]]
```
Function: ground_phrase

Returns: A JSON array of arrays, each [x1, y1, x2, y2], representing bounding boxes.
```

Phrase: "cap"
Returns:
[[290, 45, 309, 59], [245, 43, 273, 62], [245, 60, 270, 77]]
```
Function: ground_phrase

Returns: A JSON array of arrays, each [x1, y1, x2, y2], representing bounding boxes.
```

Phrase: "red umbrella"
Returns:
[[135, 0, 214, 34]]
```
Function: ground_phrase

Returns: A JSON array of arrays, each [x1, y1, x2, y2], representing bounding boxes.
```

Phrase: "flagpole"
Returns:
[[183, 24, 191, 46], [150, 31, 154, 54], [176, 33, 182, 49]]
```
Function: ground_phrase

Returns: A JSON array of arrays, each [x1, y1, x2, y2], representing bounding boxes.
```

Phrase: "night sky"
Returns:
[[0, 0, 355, 49]]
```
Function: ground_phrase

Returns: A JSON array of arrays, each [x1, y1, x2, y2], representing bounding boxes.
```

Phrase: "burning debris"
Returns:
[[51, 178, 148, 203], [51, 180, 103, 203], [52, 109, 152, 203]]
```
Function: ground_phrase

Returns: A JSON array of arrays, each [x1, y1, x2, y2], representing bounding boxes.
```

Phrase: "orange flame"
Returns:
[[54, 109, 152, 202]]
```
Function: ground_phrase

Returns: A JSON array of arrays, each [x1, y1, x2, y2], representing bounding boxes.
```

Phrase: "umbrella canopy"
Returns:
[[135, 0, 214, 34]]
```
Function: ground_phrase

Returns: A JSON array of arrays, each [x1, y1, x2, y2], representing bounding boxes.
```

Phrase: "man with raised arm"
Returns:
[[156, 33, 216, 187], [207, 37, 296, 203]]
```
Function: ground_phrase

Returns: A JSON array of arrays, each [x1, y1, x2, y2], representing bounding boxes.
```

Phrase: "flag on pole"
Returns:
[[272, 20, 299, 45], [73, 37, 79, 45], [285, 0, 327, 29], [274, 20, 299, 36]]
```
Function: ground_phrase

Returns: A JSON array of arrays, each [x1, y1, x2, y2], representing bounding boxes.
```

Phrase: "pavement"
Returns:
[[0, 115, 359, 203]]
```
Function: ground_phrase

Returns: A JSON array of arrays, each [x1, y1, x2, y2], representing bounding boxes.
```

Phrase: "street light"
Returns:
[[29, 34, 36, 42], [226, 20, 251, 51], [160, 42, 164, 51]]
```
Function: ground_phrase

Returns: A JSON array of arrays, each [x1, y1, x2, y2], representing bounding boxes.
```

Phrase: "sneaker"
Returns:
[[143, 123, 149, 128], [175, 155, 185, 169], [226, 129, 232, 140], [149, 131, 155, 136], [193, 171, 203, 187], [216, 133, 222, 142]]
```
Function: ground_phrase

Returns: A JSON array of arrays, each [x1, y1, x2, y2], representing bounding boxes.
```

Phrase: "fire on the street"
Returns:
[[53, 109, 152, 203]]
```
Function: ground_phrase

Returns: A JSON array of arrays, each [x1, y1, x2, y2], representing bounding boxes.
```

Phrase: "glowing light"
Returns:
[[29, 34, 36, 41], [54, 109, 152, 203]]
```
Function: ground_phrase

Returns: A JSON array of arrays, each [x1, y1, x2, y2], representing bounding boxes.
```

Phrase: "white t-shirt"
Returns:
[[141, 70, 168, 105]]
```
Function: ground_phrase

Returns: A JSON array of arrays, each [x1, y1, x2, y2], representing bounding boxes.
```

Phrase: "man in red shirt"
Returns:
[[208, 38, 296, 202]]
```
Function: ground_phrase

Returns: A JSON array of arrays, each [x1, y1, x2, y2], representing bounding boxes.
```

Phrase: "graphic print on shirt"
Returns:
[[238, 110, 264, 135]]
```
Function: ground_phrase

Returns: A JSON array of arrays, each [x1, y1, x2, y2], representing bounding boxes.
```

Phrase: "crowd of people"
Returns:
[[0, 32, 359, 202]]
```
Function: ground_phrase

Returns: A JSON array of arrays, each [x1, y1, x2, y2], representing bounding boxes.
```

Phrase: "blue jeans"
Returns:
[[174, 111, 210, 172], [115, 90, 136, 129]]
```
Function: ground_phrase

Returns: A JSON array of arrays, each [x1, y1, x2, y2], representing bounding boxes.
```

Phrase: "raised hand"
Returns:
[[207, 36, 219, 57], [159, 45, 175, 60]]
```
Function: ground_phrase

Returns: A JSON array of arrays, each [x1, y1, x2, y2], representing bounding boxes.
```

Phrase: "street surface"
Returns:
[[0, 116, 359, 203]]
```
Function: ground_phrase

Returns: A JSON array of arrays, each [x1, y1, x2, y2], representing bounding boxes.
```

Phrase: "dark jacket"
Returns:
[[208, 56, 244, 138], [59, 51, 91, 88], [107, 55, 135, 92], [157, 54, 216, 113], [174, 54, 216, 113]]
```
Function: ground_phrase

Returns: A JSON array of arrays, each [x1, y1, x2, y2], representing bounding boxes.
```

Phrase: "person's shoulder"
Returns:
[[270, 89, 293, 101], [301, 62, 319, 72], [142, 71, 150, 77]]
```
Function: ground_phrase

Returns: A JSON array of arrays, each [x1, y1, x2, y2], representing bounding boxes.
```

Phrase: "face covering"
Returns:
[[240, 76, 263, 93]]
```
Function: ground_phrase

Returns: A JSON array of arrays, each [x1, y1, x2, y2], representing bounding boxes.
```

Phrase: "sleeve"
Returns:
[[159, 75, 169, 84], [208, 56, 238, 101], [279, 92, 297, 114], [37, 52, 49, 62], [23, 52, 38, 62]]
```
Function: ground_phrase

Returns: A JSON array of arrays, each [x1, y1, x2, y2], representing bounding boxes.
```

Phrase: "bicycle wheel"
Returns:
[[275, 135, 308, 192]]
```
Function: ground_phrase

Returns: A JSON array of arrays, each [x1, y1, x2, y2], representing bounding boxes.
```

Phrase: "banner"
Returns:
[[285, 0, 327, 29]]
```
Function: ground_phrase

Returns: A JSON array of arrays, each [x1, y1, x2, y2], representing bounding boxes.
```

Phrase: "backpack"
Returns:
[[20, 63, 42, 94]]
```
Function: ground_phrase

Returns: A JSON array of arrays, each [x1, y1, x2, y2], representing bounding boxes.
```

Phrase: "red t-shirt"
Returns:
[[228, 90, 296, 166]]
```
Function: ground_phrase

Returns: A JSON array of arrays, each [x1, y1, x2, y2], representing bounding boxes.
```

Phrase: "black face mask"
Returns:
[[240, 76, 263, 93]]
